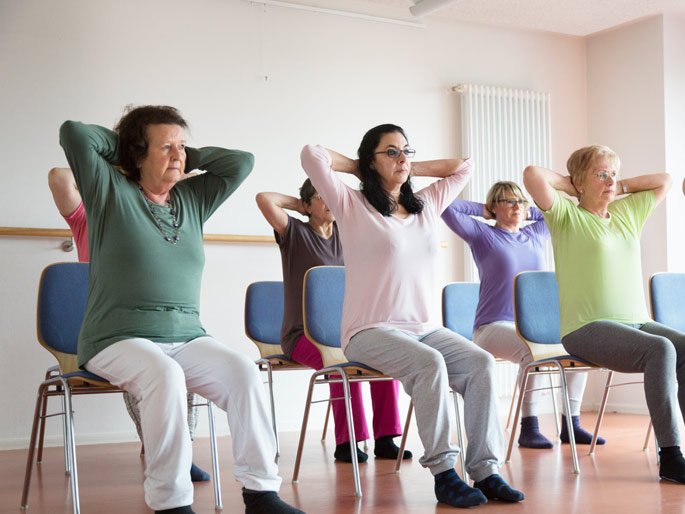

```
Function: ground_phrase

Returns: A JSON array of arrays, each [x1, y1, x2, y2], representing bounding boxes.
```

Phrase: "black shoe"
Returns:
[[334, 442, 368, 463], [190, 462, 210, 482], [243, 489, 305, 513], [155, 506, 195, 514], [374, 435, 412, 460]]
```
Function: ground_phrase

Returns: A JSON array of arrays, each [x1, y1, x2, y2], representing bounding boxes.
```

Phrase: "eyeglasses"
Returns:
[[310, 194, 322, 201], [374, 148, 416, 159], [497, 199, 529, 207], [593, 171, 619, 182]]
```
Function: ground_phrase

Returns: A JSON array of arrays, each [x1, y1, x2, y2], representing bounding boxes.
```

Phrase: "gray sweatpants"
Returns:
[[345, 327, 502, 481], [562, 321, 685, 448]]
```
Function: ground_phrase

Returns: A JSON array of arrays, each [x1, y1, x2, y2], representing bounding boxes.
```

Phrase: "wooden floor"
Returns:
[[4, 412, 685, 514]]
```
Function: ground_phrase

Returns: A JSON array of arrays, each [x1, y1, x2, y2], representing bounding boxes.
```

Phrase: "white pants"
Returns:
[[473, 322, 587, 418], [85, 336, 281, 510]]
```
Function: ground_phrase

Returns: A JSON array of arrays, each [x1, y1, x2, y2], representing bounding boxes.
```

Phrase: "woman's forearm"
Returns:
[[411, 158, 468, 178], [326, 149, 360, 178]]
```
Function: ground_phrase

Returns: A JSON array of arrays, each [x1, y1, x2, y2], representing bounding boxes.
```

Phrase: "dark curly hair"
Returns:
[[357, 124, 423, 217], [115, 105, 188, 182]]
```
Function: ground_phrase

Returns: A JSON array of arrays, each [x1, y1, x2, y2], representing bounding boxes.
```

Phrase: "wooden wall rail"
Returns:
[[0, 227, 447, 247], [0, 227, 276, 244]]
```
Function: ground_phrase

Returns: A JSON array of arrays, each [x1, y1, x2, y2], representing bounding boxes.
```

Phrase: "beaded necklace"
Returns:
[[138, 185, 180, 244]]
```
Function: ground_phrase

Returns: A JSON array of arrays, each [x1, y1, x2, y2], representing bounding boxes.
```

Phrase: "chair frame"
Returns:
[[505, 271, 612, 474], [245, 281, 314, 458], [441, 282, 560, 434], [21, 263, 222, 513]]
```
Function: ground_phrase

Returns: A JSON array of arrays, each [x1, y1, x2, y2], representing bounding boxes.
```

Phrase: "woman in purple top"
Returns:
[[256, 179, 409, 464], [441, 181, 601, 449]]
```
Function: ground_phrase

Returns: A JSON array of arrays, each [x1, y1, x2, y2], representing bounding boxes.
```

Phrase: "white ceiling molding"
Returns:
[[246, 0, 425, 28], [409, 0, 462, 17]]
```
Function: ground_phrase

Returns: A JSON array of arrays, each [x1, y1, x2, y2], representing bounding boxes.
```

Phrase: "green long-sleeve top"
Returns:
[[59, 121, 253, 367]]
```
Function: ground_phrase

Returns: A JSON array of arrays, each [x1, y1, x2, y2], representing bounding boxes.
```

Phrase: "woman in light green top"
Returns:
[[60, 105, 304, 514], [524, 145, 685, 485]]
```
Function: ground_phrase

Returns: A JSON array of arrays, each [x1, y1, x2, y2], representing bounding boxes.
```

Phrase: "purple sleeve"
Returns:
[[441, 198, 486, 244]]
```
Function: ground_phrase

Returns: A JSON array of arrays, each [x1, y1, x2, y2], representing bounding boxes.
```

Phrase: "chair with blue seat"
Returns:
[[505, 271, 613, 473], [245, 280, 313, 457], [21, 262, 222, 513], [641, 272, 685, 451], [441, 282, 559, 433], [291, 266, 466, 496]]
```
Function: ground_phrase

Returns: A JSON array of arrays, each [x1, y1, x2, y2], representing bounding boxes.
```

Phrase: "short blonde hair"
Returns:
[[566, 145, 620, 186], [485, 181, 529, 219]]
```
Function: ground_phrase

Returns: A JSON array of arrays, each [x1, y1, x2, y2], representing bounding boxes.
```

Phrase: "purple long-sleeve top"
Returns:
[[441, 199, 550, 332]]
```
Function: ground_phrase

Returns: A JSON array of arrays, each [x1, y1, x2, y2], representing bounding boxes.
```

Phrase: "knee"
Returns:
[[144, 357, 186, 393], [472, 348, 497, 374], [648, 336, 677, 366]]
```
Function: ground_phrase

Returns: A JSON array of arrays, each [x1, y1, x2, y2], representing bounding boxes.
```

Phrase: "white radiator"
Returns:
[[457, 83, 553, 282], [457, 84, 554, 402]]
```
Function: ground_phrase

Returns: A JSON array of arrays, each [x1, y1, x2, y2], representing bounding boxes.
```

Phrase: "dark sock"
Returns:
[[242, 488, 305, 514], [560, 415, 605, 445], [659, 446, 685, 484], [190, 462, 210, 482], [374, 435, 413, 460], [154, 506, 195, 514], [434, 469, 488, 508], [473, 474, 525, 502], [518, 416, 554, 449], [334, 442, 368, 463]]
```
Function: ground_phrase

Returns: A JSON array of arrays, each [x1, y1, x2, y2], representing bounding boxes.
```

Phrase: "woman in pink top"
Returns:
[[301, 124, 524, 509]]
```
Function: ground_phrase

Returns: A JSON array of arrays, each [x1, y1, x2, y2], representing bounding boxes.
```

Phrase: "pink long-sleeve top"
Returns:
[[300, 144, 472, 349]]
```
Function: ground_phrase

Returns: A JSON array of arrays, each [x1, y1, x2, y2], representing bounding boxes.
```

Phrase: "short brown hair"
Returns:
[[566, 145, 620, 186], [115, 105, 188, 182], [485, 181, 529, 219]]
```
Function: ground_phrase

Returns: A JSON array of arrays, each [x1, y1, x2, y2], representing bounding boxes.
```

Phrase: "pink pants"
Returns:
[[291, 334, 403, 445]]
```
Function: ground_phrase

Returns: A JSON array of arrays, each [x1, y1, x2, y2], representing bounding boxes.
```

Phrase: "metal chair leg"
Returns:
[[590, 370, 614, 455], [206, 400, 222, 510], [556, 365, 579, 474], [21, 383, 49, 510], [321, 401, 332, 442], [340, 372, 362, 497], [292, 373, 318, 483], [643, 420, 653, 451], [264, 363, 280, 459], [394, 401, 413, 474], [506, 370, 530, 462], [61, 379, 81, 514], [548, 373, 561, 436], [504, 381, 519, 432], [452, 392, 467, 481]]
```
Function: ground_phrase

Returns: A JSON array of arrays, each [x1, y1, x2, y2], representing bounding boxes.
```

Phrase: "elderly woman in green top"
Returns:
[[524, 145, 685, 485], [59, 106, 304, 514]]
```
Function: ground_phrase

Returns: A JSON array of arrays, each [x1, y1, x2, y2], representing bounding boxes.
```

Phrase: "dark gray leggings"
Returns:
[[562, 321, 685, 448]]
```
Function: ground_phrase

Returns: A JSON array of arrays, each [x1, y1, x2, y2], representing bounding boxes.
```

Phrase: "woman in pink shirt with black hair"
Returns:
[[301, 124, 524, 509]]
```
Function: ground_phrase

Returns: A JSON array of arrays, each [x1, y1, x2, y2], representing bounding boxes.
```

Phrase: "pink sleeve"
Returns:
[[63, 202, 89, 262], [417, 159, 473, 214], [300, 144, 352, 219]]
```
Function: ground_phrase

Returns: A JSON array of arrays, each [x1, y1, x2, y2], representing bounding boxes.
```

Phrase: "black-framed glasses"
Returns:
[[593, 171, 618, 182], [497, 199, 529, 207], [374, 148, 416, 158]]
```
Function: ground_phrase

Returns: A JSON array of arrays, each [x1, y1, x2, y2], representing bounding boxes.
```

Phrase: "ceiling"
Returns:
[[280, 0, 685, 36]]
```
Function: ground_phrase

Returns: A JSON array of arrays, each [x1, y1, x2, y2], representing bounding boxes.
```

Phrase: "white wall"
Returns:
[[664, 14, 685, 270], [0, 0, 587, 449]]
